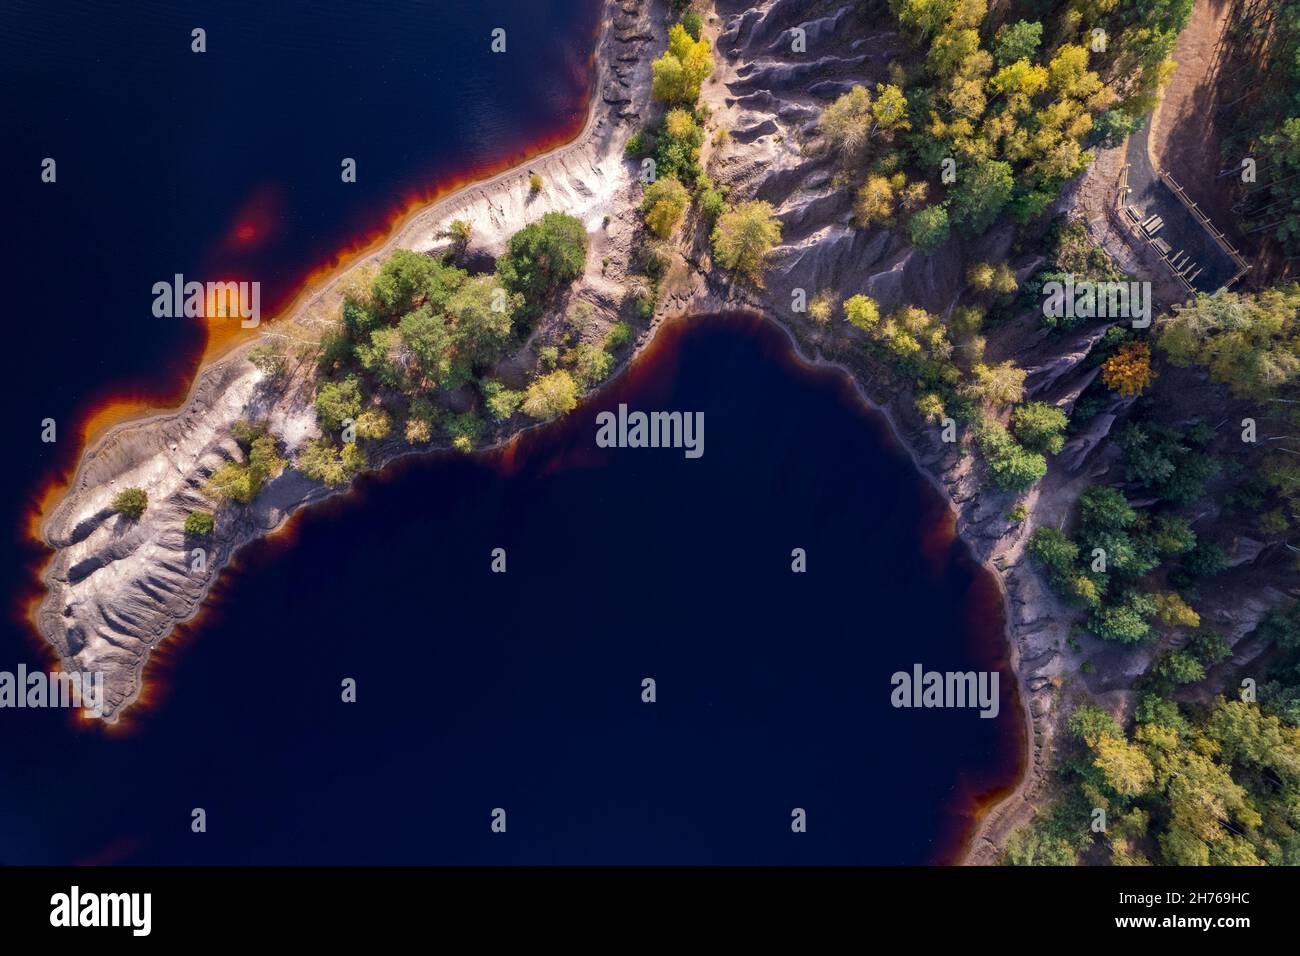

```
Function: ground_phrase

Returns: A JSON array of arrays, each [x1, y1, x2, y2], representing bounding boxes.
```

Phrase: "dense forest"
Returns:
[[1219, 0, 1300, 262], [779, 0, 1300, 866]]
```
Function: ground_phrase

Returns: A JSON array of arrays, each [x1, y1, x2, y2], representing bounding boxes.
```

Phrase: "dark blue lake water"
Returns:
[[0, 1, 1022, 865]]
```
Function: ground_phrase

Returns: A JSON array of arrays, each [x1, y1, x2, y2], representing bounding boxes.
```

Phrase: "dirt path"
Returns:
[[1146, 0, 1238, 232]]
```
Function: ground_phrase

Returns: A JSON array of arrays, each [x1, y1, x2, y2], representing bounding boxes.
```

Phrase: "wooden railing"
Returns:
[[1115, 163, 1197, 294], [1157, 170, 1250, 288]]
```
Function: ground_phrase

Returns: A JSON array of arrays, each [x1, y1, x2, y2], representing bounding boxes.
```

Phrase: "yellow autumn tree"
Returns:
[[651, 24, 714, 105], [1102, 340, 1155, 396], [1154, 592, 1200, 629], [641, 175, 690, 239], [1093, 733, 1155, 797]]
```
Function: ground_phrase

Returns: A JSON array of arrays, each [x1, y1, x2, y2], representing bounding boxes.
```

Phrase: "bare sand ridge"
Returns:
[[35, 0, 658, 723]]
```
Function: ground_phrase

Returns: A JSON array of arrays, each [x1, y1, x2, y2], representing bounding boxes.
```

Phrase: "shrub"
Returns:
[[1153, 591, 1200, 629], [624, 132, 647, 158], [1090, 590, 1158, 643], [316, 329, 351, 374], [569, 342, 615, 388], [342, 296, 380, 338], [355, 327, 408, 390], [694, 176, 725, 224], [605, 321, 633, 350], [969, 361, 1027, 407], [1117, 422, 1220, 506], [399, 305, 461, 390], [370, 249, 439, 318], [1028, 527, 1079, 583], [680, 9, 703, 40], [248, 342, 286, 379], [112, 487, 148, 520], [405, 416, 432, 444], [967, 262, 995, 291], [654, 109, 704, 185], [623, 277, 658, 320], [808, 291, 836, 324], [445, 411, 483, 452], [445, 274, 517, 369], [910, 204, 950, 252], [446, 219, 472, 254], [529, 173, 542, 193], [992, 263, 1018, 295], [184, 510, 214, 537], [206, 461, 260, 504], [1182, 540, 1228, 578], [205, 429, 285, 504], [405, 397, 438, 444]]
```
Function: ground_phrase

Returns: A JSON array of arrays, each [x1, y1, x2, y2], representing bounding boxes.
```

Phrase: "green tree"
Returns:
[[1090, 590, 1158, 643], [297, 440, 366, 487], [481, 380, 524, 422], [371, 249, 436, 318], [992, 20, 1042, 66], [969, 361, 1026, 407], [976, 419, 1047, 491], [315, 375, 363, 434], [654, 109, 704, 185], [445, 411, 483, 452], [496, 213, 589, 312], [355, 326, 409, 390], [711, 201, 782, 285], [447, 274, 517, 370], [909, 204, 950, 252], [399, 305, 461, 390], [844, 294, 881, 332], [1157, 285, 1300, 398], [950, 160, 1014, 233], [1011, 402, 1068, 455]]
